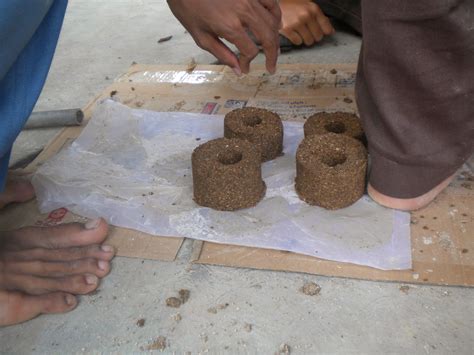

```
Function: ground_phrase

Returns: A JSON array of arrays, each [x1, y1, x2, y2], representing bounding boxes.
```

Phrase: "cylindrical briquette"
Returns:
[[192, 138, 266, 211], [295, 133, 367, 210], [224, 107, 283, 162], [304, 112, 365, 143]]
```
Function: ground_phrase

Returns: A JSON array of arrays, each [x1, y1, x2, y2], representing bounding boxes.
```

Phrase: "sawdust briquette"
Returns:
[[224, 107, 283, 162], [192, 138, 266, 211], [295, 133, 367, 209], [304, 112, 365, 143]]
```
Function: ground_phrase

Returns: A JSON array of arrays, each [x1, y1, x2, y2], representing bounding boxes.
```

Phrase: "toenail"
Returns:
[[65, 294, 76, 306], [85, 218, 101, 230], [98, 260, 108, 270], [85, 274, 98, 285], [101, 245, 114, 253]]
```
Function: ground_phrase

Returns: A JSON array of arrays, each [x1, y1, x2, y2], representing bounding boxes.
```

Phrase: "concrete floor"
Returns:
[[2, 1, 473, 353]]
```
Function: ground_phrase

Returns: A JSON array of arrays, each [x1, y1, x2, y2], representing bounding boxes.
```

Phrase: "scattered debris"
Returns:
[[343, 97, 353, 104], [300, 282, 321, 296], [166, 297, 182, 308], [410, 217, 418, 225], [461, 182, 472, 190], [179, 289, 191, 304], [131, 61, 137, 65], [330, 68, 337, 74], [462, 248, 469, 254], [244, 323, 253, 332], [399, 285, 410, 294], [196, 137, 201, 141], [136, 318, 145, 327], [278, 343, 291, 354], [147, 336, 167, 351], [214, 95, 221, 100], [186, 57, 197, 73], [158, 35, 173, 43], [105, 76, 110, 80], [110, 90, 118, 98], [207, 303, 229, 314], [135, 101, 144, 108], [131, 87, 135, 91], [173, 313, 182, 322]]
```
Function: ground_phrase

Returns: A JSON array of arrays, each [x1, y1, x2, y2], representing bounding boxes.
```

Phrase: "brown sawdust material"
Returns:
[[179, 289, 190, 304], [399, 285, 410, 294], [300, 282, 321, 296], [192, 138, 266, 211], [166, 297, 182, 308], [224, 107, 284, 162], [207, 303, 229, 314], [278, 343, 291, 354], [304, 112, 365, 143], [136, 318, 145, 327], [295, 133, 367, 210], [147, 336, 167, 351]]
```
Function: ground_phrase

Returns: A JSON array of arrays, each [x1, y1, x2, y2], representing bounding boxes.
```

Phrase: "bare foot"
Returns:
[[0, 180, 114, 326], [367, 173, 456, 211], [0, 219, 113, 326], [0, 179, 35, 209]]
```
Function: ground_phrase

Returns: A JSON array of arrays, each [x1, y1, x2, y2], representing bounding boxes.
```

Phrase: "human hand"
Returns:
[[167, 0, 281, 75], [279, 0, 334, 46]]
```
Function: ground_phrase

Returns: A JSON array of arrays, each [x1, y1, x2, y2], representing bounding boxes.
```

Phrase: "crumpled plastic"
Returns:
[[33, 100, 411, 270]]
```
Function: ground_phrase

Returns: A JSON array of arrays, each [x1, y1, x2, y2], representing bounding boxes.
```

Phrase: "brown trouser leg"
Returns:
[[356, 0, 474, 198]]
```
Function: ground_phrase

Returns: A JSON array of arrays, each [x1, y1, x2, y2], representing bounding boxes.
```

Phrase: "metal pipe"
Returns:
[[24, 109, 84, 129]]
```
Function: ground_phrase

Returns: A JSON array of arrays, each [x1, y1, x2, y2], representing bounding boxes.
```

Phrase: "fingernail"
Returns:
[[65, 294, 76, 306], [85, 274, 98, 285], [98, 260, 108, 270], [232, 66, 242, 76], [85, 218, 101, 230], [101, 245, 114, 253]]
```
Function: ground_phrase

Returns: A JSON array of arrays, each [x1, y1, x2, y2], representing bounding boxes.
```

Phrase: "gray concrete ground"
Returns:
[[2, 1, 473, 354]]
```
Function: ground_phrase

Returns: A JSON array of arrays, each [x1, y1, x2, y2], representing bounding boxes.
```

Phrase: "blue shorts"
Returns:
[[0, 0, 67, 191]]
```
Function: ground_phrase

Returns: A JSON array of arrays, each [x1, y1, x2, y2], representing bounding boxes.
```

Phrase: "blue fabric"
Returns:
[[0, 0, 67, 191]]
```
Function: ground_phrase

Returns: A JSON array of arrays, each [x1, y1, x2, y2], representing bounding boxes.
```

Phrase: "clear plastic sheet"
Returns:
[[33, 100, 411, 270]]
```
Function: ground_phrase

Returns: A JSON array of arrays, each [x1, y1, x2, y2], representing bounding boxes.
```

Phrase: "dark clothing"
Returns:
[[356, 0, 474, 198]]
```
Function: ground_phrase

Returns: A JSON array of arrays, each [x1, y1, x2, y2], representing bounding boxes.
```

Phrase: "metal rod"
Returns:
[[24, 109, 84, 129]]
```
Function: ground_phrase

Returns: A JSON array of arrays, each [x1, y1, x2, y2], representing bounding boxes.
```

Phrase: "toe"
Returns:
[[0, 180, 35, 209], [0, 290, 76, 326], [6, 218, 109, 250], [3, 244, 115, 263], [4, 273, 100, 295], [5, 258, 111, 278]]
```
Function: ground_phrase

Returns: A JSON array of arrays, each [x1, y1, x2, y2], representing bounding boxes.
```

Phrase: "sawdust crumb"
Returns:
[[410, 217, 418, 225], [136, 318, 145, 327], [277, 343, 291, 354], [173, 313, 182, 322], [399, 285, 410, 294], [214, 96, 221, 100], [343, 97, 353, 104], [300, 282, 321, 296], [186, 57, 197, 73], [207, 303, 229, 314], [462, 248, 468, 253], [110, 90, 118, 97], [179, 289, 191, 304], [147, 336, 167, 351], [461, 182, 472, 190], [330, 68, 337, 74], [244, 323, 253, 332], [134, 101, 144, 108], [166, 297, 182, 308]]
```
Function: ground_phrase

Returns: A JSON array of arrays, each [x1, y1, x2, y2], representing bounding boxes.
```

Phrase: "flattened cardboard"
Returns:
[[4, 64, 472, 285]]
